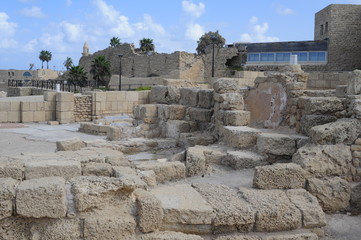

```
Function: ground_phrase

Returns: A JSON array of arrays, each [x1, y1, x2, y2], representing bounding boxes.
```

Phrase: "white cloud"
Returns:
[[241, 17, 279, 43], [23, 39, 38, 52], [276, 6, 295, 15], [182, 0, 205, 18], [134, 14, 166, 36], [0, 12, 18, 48], [185, 23, 204, 41], [61, 21, 83, 42], [66, 0, 72, 6], [249, 16, 258, 24], [19, 6, 46, 18]]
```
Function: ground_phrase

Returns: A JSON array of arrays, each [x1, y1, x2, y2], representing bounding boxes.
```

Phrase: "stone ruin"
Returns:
[[1, 65, 361, 239]]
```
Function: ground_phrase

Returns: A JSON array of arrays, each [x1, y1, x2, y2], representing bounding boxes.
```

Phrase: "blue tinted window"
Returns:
[[276, 53, 291, 62], [260, 53, 274, 62], [291, 52, 308, 62], [309, 52, 326, 61], [248, 53, 260, 62]]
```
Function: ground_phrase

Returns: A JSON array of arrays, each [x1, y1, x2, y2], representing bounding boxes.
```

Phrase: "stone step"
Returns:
[[221, 126, 261, 149], [223, 150, 267, 170]]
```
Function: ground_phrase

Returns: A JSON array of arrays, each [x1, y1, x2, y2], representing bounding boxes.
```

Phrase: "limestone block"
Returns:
[[192, 183, 255, 233], [298, 96, 343, 115], [56, 92, 74, 102], [262, 232, 318, 240], [106, 154, 130, 166], [16, 177, 67, 218], [286, 189, 326, 228], [309, 118, 361, 145], [138, 170, 157, 187], [179, 132, 216, 148], [134, 189, 163, 233], [166, 120, 191, 139], [221, 126, 261, 149], [179, 87, 199, 107], [113, 166, 137, 178], [70, 176, 142, 212], [217, 110, 250, 126], [133, 104, 158, 120], [186, 107, 212, 122], [293, 144, 352, 178], [83, 215, 136, 240], [0, 178, 18, 220], [0, 160, 23, 180], [30, 219, 81, 240], [151, 184, 215, 234], [307, 177, 351, 213], [56, 138, 86, 151], [350, 183, 361, 215], [139, 231, 204, 240], [257, 133, 297, 156], [21, 111, 33, 122], [24, 160, 81, 180], [239, 188, 302, 232], [214, 93, 244, 111], [336, 85, 348, 98], [56, 101, 74, 112], [82, 162, 113, 177], [213, 78, 239, 94], [198, 89, 214, 109], [214, 235, 261, 240], [150, 86, 169, 104], [157, 104, 186, 121], [0, 217, 30, 240], [106, 126, 122, 141], [44, 91, 56, 101], [0, 111, 7, 122], [300, 115, 337, 136], [186, 146, 207, 177], [135, 161, 185, 183], [253, 163, 306, 190], [346, 69, 361, 95], [8, 111, 21, 122], [223, 151, 266, 170]]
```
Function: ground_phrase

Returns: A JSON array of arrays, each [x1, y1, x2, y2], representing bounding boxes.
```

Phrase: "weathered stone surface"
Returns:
[[56, 138, 86, 151], [192, 183, 255, 233], [166, 120, 191, 139], [198, 89, 214, 109], [0, 178, 18, 220], [0, 160, 23, 180], [105, 152, 130, 166], [83, 215, 136, 240], [180, 88, 199, 107], [0, 217, 30, 240], [307, 177, 351, 213], [350, 183, 361, 215], [70, 176, 141, 212], [150, 85, 168, 104], [224, 151, 266, 170], [139, 231, 204, 240], [151, 184, 215, 234], [309, 118, 361, 145], [253, 163, 306, 190], [106, 126, 122, 141], [138, 170, 157, 187], [293, 144, 352, 178], [221, 126, 261, 149], [214, 93, 244, 110], [135, 161, 185, 183], [300, 115, 337, 136], [286, 189, 326, 228], [187, 107, 212, 122], [186, 146, 207, 177], [262, 232, 319, 240], [299, 96, 343, 115], [16, 177, 67, 218], [133, 104, 158, 120], [24, 160, 81, 180], [217, 110, 250, 126], [257, 133, 297, 156], [346, 69, 361, 95], [213, 78, 239, 94], [214, 235, 261, 240], [113, 166, 137, 178], [239, 188, 302, 232], [82, 162, 113, 177], [157, 104, 186, 121], [134, 189, 163, 233], [179, 132, 216, 148], [30, 219, 81, 240]]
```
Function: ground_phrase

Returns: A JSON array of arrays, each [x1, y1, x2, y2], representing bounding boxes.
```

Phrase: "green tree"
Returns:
[[196, 30, 225, 55], [63, 57, 74, 71], [90, 55, 111, 87], [67, 65, 88, 87], [140, 38, 155, 53], [39, 50, 52, 69], [109, 37, 121, 48]]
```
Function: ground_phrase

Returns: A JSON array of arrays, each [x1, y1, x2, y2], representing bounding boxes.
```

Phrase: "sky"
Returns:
[[1, 0, 361, 71]]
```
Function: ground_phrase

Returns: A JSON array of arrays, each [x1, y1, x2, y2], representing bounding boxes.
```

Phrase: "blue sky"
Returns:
[[1, 0, 360, 71]]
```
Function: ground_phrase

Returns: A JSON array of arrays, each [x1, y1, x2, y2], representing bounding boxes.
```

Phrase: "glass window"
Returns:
[[260, 53, 275, 62], [276, 53, 291, 62], [309, 52, 326, 62], [291, 52, 308, 62], [248, 53, 260, 62]]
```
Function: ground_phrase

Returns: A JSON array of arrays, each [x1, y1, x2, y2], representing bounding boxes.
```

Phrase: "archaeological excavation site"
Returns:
[[1, 63, 361, 240]]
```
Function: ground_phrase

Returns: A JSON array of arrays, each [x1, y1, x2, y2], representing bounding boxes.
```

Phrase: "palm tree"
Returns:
[[109, 37, 121, 48], [63, 57, 73, 71], [140, 38, 155, 53], [90, 55, 111, 87], [39, 50, 52, 69], [68, 65, 88, 87]]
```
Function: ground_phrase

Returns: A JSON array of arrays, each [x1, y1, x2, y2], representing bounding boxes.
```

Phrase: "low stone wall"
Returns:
[[74, 95, 92, 122], [307, 71, 351, 89], [108, 76, 163, 90], [7, 87, 48, 97]]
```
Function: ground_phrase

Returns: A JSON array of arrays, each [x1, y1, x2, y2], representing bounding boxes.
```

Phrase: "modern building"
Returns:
[[229, 4, 361, 71]]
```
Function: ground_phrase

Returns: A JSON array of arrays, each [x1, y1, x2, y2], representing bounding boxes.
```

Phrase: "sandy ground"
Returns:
[[0, 123, 360, 239]]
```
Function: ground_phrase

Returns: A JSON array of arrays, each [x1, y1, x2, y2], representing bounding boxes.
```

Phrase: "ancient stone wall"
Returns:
[[74, 95, 92, 122]]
